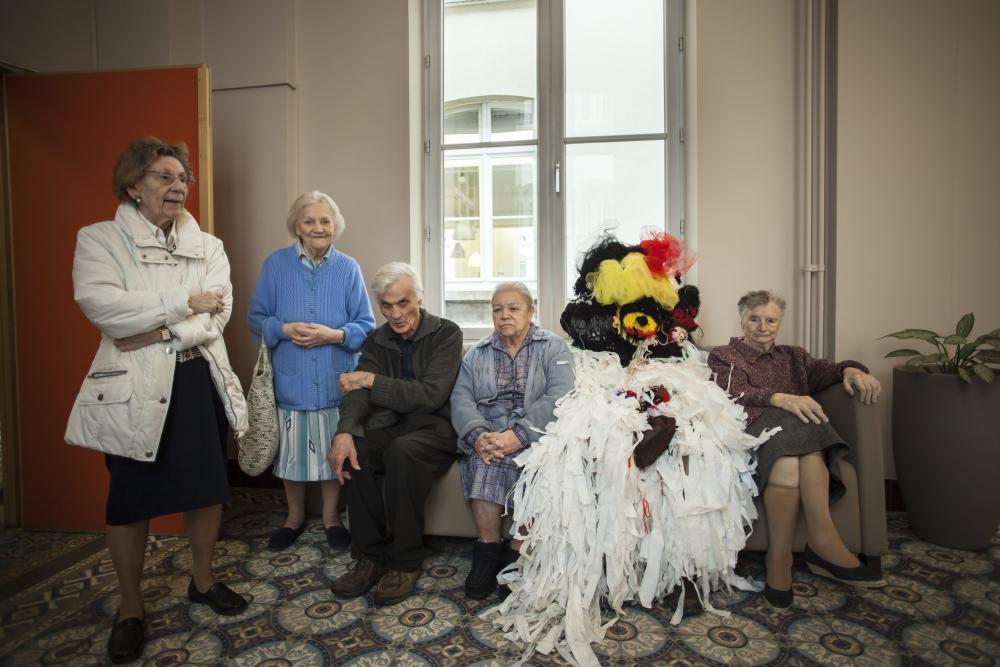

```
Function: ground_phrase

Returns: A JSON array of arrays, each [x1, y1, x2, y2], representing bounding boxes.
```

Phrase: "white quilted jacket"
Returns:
[[65, 203, 247, 462]]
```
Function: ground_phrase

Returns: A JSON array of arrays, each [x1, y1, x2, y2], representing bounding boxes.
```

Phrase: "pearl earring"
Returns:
[[134, 195, 141, 203]]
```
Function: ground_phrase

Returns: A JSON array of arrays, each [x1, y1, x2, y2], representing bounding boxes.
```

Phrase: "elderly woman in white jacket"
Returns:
[[65, 137, 248, 665]]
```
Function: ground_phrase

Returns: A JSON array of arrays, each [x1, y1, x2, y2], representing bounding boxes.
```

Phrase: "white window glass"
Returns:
[[430, 0, 682, 333], [565, 0, 664, 137], [564, 141, 665, 299], [443, 0, 537, 146]]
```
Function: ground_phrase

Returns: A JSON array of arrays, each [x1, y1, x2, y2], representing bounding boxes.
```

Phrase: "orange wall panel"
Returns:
[[6, 67, 208, 532]]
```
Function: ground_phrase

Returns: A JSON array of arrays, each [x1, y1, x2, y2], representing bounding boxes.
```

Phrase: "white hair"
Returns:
[[285, 191, 346, 241], [492, 281, 534, 309], [370, 262, 424, 302], [737, 290, 787, 323]]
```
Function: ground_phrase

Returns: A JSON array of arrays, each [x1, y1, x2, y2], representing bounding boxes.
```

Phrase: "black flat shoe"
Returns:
[[268, 522, 307, 550], [187, 579, 249, 616], [325, 525, 351, 550], [107, 613, 145, 664], [763, 584, 793, 609], [805, 545, 886, 588]]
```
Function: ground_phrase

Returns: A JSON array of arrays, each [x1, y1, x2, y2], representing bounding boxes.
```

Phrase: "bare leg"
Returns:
[[470, 500, 503, 543], [185, 505, 222, 593], [106, 521, 149, 620], [763, 457, 800, 591], [799, 452, 860, 568], [320, 480, 343, 528], [282, 479, 307, 529]]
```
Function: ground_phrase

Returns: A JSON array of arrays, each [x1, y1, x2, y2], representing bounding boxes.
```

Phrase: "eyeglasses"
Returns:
[[143, 170, 193, 186]]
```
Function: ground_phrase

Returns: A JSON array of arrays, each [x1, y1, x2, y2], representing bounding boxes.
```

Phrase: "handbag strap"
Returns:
[[252, 340, 273, 382]]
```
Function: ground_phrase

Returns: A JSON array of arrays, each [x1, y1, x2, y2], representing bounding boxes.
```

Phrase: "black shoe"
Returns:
[[107, 613, 145, 664], [465, 541, 504, 600], [804, 545, 886, 588], [187, 579, 249, 616], [325, 525, 351, 550], [763, 583, 793, 609], [268, 522, 307, 550]]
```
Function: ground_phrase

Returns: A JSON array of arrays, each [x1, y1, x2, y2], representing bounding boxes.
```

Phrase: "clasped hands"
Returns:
[[114, 290, 223, 351], [475, 430, 523, 464], [283, 322, 343, 348]]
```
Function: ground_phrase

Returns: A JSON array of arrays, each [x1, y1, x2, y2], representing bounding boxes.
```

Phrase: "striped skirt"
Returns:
[[273, 407, 339, 481]]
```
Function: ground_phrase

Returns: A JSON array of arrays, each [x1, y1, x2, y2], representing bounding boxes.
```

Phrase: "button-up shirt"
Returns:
[[295, 239, 332, 269]]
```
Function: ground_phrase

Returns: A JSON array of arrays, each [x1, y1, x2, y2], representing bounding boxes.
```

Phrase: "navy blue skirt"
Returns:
[[105, 356, 230, 525]]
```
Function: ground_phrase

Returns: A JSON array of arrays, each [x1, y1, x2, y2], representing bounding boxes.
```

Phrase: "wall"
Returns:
[[689, 0, 799, 347], [837, 0, 1000, 475]]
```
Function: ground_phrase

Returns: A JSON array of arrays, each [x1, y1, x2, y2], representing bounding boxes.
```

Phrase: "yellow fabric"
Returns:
[[589, 253, 680, 309]]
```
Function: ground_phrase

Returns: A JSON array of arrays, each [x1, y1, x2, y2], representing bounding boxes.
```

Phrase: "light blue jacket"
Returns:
[[247, 245, 375, 411], [450, 327, 575, 454]]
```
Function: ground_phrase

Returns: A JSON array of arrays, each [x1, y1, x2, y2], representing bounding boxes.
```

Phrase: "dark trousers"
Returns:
[[345, 413, 457, 571]]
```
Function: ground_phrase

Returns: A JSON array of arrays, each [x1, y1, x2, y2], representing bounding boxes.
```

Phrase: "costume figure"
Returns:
[[489, 232, 776, 666]]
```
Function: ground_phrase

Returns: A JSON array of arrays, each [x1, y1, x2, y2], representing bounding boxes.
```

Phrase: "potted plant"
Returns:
[[882, 313, 1000, 549]]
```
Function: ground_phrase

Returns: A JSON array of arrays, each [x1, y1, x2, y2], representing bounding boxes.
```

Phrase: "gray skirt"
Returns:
[[747, 407, 848, 504]]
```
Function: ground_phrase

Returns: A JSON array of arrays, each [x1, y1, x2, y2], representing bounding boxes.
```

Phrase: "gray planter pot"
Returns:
[[892, 367, 1000, 550]]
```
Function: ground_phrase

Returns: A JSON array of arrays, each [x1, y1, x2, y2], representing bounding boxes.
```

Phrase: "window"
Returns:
[[426, 0, 685, 335]]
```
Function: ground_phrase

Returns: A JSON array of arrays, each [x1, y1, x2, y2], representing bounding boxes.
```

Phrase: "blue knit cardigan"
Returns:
[[248, 245, 375, 411]]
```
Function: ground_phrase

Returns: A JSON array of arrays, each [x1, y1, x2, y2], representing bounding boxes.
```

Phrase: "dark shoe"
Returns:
[[330, 558, 388, 598], [325, 525, 351, 550], [187, 579, 249, 616], [373, 568, 421, 606], [267, 522, 307, 550], [465, 541, 504, 600], [107, 613, 145, 664], [805, 545, 886, 588], [497, 541, 521, 600], [763, 583, 793, 609]]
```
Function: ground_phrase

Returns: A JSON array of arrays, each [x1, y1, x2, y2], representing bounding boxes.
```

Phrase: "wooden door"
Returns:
[[3, 66, 212, 532]]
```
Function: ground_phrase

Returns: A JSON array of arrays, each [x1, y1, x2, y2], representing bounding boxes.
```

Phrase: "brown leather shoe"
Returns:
[[373, 568, 421, 606], [330, 559, 388, 598]]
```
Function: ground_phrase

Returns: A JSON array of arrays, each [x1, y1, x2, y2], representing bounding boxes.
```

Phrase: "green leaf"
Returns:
[[972, 364, 996, 384], [972, 334, 1000, 347], [917, 352, 947, 364], [943, 335, 967, 345], [956, 313, 974, 338], [973, 349, 1000, 364], [879, 329, 940, 342], [885, 349, 921, 358], [958, 367, 974, 383], [959, 342, 980, 361], [904, 357, 927, 368], [983, 328, 1000, 338]]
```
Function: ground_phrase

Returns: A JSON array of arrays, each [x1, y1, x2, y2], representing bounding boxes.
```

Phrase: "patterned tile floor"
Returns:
[[0, 488, 997, 665]]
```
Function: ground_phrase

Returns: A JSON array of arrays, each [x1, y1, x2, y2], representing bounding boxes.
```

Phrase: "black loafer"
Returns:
[[325, 525, 351, 550], [268, 522, 307, 551], [107, 613, 145, 664], [187, 579, 249, 616], [763, 584, 793, 609], [805, 545, 886, 588]]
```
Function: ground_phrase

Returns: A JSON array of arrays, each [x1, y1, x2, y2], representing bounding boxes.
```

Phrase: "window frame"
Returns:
[[425, 0, 686, 338]]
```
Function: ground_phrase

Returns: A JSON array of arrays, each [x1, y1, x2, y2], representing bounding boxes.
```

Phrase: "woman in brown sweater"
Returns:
[[708, 290, 885, 608]]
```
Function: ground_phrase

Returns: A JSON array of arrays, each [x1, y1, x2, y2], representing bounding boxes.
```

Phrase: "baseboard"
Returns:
[[884, 479, 905, 512]]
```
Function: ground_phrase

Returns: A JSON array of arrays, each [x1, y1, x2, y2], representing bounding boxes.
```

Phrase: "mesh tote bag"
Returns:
[[239, 341, 279, 475]]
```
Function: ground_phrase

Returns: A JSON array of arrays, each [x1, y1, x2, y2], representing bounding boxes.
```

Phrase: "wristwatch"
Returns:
[[159, 327, 171, 342]]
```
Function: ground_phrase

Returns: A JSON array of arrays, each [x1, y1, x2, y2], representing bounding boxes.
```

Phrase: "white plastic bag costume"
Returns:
[[487, 343, 777, 666]]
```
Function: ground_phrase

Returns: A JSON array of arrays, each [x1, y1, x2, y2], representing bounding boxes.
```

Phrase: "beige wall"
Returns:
[[689, 0, 799, 347], [837, 0, 1000, 476]]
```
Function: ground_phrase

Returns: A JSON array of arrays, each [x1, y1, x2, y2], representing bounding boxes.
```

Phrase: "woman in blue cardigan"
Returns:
[[248, 191, 375, 551]]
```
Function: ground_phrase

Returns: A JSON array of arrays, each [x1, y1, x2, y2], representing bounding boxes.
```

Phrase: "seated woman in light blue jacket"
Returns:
[[450, 282, 575, 601]]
